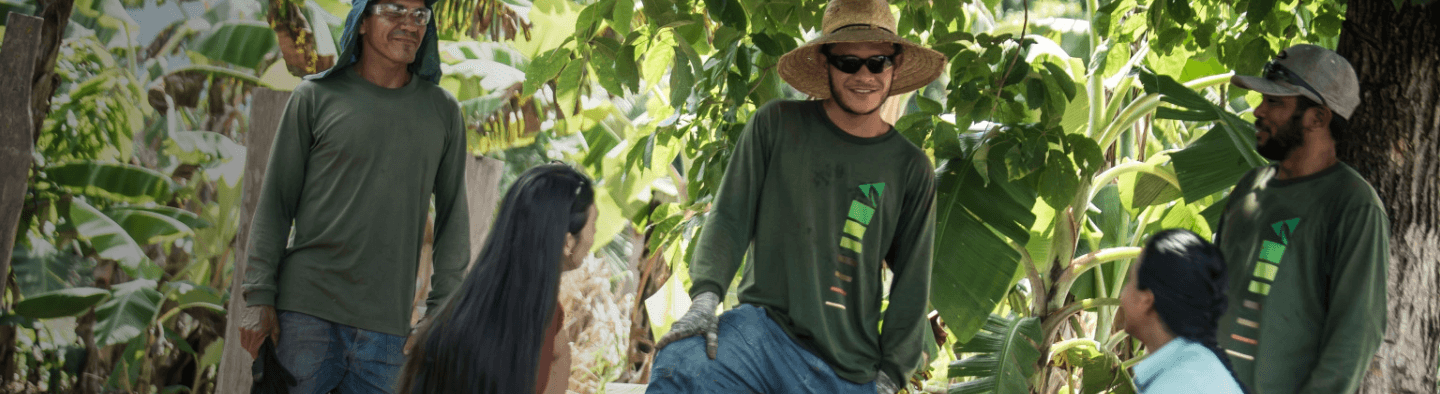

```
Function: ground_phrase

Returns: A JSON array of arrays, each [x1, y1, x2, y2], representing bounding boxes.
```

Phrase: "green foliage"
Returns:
[[948, 314, 1043, 394], [93, 280, 164, 348], [44, 162, 175, 205], [192, 21, 278, 70], [14, 288, 111, 320]]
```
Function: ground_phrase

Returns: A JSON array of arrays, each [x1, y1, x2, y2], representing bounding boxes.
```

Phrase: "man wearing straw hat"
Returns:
[[648, 1, 945, 392], [1215, 44, 1388, 393]]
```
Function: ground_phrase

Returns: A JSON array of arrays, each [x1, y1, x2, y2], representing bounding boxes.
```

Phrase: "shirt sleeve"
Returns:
[[879, 158, 937, 383], [242, 85, 315, 307], [425, 98, 471, 314], [687, 107, 773, 298], [1299, 203, 1388, 394]]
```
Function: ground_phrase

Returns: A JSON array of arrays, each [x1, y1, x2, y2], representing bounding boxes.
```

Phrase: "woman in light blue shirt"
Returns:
[[1121, 229, 1248, 394]]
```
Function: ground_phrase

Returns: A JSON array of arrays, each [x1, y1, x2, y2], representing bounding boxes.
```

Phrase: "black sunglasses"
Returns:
[[1262, 61, 1328, 108], [826, 55, 896, 74]]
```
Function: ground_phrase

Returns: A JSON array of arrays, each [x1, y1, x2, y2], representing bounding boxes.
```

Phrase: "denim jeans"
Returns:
[[276, 311, 407, 394], [647, 304, 877, 394]]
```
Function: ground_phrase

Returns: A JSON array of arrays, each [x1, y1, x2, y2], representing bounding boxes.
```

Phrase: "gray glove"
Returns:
[[654, 292, 721, 359], [875, 370, 899, 394]]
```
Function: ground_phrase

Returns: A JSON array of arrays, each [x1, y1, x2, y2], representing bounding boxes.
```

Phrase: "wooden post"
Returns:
[[465, 155, 504, 265], [216, 88, 290, 394], [409, 155, 503, 321], [0, 13, 43, 305]]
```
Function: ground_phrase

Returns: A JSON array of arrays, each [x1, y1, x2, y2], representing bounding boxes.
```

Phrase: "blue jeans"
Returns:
[[276, 311, 407, 394], [647, 304, 876, 394]]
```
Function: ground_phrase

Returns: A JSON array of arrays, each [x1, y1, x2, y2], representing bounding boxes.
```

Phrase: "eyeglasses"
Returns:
[[369, 3, 432, 27], [825, 55, 896, 74], [1262, 60, 1328, 107]]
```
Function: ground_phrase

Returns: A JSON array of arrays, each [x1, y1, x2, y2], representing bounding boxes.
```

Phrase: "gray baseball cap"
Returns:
[[1231, 44, 1360, 120]]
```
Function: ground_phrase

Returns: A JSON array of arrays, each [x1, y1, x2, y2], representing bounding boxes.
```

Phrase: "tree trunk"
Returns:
[[28, 0, 72, 146], [1336, 1, 1440, 393], [0, 13, 43, 388]]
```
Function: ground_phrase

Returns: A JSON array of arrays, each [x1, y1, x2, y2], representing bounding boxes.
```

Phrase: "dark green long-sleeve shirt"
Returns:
[[689, 100, 937, 384], [242, 67, 470, 337], [1215, 163, 1388, 394]]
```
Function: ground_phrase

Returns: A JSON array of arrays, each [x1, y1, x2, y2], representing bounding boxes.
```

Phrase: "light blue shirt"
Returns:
[[1134, 337, 1246, 394]]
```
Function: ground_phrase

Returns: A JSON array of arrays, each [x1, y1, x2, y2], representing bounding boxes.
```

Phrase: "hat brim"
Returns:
[[778, 29, 946, 99], [1231, 75, 1325, 105]]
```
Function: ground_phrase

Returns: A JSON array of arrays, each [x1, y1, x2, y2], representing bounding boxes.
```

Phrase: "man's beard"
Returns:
[[828, 74, 888, 116], [1256, 113, 1305, 161]]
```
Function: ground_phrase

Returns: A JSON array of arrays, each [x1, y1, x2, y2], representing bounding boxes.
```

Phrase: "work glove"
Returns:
[[654, 292, 721, 359], [875, 370, 899, 394]]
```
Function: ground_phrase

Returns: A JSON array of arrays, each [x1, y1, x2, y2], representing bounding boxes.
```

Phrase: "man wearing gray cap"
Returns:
[[1214, 44, 1389, 393]]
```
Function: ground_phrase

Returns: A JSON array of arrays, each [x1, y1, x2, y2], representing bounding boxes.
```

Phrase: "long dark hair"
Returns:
[[400, 163, 595, 394], [1136, 229, 1249, 393]]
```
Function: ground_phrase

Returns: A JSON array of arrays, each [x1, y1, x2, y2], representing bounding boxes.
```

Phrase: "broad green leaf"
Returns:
[[932, 159, 1036, 344], [15, 287, 111, 319], [122, 206, 211, 230], [949, 314, 1043, 394], [11, 233, 94, 296], [103, 208, 194, 246], [703, 0, 747, 31], [749, 32, 784, 57], [617, 44, 640, 94], [1122, 170, 1182, 208], [522, 47, 572, 97], [669, 47, 695, 107], [192, 21, 276, 70], [94, 279, 163, 348], [199, 339, 225, 368], [1247, 0, 1278, 29], [162, 280, 225, 306], [917, 95, 943, 115], [612, 0, 634, 36], [1171, 125, 1257, 203], [46, 162, 173, 204], [69, 200, 163, 280]]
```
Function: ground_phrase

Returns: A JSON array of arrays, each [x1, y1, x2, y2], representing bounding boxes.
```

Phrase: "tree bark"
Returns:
[[28, 0, 72, 146], [216, 88, 290, 394], [0, 13, 43, 387], [1336, 1, 1440, 393]]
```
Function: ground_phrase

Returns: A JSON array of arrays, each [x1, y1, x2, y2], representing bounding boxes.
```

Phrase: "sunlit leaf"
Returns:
[[192, 21, 276, 70], [949, 314, 1043, 394], [69, 200, 162, 280], [94, 279, 163, 348], [46, 162, 173, 204], [103, 208, 195, 246]]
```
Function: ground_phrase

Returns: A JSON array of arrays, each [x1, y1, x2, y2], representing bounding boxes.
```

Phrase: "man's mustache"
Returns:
[[390, 30, 420, 41]]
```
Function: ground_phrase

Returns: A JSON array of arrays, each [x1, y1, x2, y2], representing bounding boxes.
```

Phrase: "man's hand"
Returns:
[[654, 292, 721, 359], [239, 305, 280, 359], [874, 370, 899, 394]]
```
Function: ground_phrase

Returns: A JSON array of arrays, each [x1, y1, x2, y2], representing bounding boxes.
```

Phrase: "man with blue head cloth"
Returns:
[[237, 0, 469, 391]]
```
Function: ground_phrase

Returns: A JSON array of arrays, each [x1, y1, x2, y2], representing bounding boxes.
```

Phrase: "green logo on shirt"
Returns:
[[1247, 218, 1300, 296], [830, 183, 885, 310], [1228, 217, 1302, 361]]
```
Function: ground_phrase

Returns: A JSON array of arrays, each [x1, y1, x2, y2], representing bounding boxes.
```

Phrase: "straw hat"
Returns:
[[777, 0, 947, 99]]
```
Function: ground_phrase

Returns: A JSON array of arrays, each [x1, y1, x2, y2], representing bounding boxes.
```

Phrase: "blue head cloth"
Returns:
[[313, 0, 443, 84]]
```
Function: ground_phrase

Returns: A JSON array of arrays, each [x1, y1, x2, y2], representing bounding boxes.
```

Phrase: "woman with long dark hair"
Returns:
[[399, 163, 597, 394], [1120, 229, 1248, 394]]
